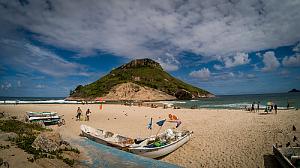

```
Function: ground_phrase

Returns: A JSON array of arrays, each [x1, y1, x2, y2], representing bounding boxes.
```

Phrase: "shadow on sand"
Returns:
[[263, 154, 281, 168]]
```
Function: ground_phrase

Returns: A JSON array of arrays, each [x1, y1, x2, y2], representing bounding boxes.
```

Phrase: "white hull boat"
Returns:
[[25, 111, 61, 124], [273, 144, 300, 168], [80, 125, 134, 149], [129, 129, 193, 158]]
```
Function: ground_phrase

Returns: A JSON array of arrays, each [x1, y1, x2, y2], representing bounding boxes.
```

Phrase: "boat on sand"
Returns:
[[81, 124, 193, 158], [80, 125, 134, 149], [273, 144, 300, 168], [25, 111, 61, 125], [129, 129, 193, 158]]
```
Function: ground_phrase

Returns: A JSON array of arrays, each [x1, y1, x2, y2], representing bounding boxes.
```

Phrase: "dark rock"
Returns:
[[175, 89, 192, 99], [32, 132, 64, 152], [288, 89, 300, 92]]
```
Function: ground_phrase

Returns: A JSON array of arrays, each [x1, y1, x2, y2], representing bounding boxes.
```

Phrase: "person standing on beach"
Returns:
[[257, 101, 260, 112], [76, 107, 82, 121], [85, 109, 91, 121], [251, 102, 255, 112], [274, 104, 278, 114]]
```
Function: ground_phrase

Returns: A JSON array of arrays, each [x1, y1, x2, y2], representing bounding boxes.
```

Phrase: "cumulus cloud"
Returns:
[[261, 51, 280, 72], [0, 39, 91, 77], [0, 0, 299, 63], [223, 52, 250, 68], [293, 43, 300, 52], [213, 64, 223, 70], [156, 53, 180, 71], [36, 84, 46, 89], [1, 82, 12, 90], [282, 53, 300, 67], [17, 81, 21, 87], [189, 68, 210, 81]]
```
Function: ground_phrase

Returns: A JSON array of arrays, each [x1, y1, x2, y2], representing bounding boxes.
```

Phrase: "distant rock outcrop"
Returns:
[[288, 89, 300, 93], [68, 58, 214, 100]]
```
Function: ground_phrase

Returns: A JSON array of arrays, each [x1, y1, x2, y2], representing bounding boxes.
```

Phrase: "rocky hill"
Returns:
[[68, 58, 213, 101]]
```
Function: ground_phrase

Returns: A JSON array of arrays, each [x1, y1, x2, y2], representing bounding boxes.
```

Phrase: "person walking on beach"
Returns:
[[251, 102, 255, 112], [76, 107, 82, 121], [274, 104, 278, 114], [257, 101, 260, 112], [85, 109, 91, 121]]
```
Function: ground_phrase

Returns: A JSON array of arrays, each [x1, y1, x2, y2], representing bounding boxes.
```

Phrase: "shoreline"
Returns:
[[0, 104, 299, 167]]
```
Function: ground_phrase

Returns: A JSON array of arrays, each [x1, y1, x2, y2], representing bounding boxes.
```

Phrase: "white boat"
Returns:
[[273, 144, 300, 168], [129, 129, 193, 158], [80, 125, 134, 149], [25, 111, 61, 124]]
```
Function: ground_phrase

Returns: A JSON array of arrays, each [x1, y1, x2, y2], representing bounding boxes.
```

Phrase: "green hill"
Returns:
[[69, 58, 213, 100]]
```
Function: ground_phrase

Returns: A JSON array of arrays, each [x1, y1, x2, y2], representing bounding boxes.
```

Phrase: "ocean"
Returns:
[[1, 92, 299, 109], [159, 92, 300, 110]]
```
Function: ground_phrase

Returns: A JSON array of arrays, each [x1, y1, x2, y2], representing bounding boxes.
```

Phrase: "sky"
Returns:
[[0, 0, 300, 97]]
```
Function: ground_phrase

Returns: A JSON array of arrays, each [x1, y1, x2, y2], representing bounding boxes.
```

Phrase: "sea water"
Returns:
[[1, 92, 299, 109], [161, 92, 300, 110]]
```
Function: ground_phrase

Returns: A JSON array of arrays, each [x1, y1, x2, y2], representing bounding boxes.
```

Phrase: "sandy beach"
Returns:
[[0, 103, 299, 167]]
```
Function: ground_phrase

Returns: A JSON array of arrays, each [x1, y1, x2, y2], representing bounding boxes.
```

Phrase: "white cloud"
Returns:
[[0, 39, 91, 77], [189, 68, 210, 81], [156, 53, 180, 71], [261, 51, 280, 72], [282, 53, 300, 67], [1, 82, 12, 90], [293, 43, 300, 52], [0, 0, 299, 63], [223, 52, 250, 68], [213, 64, 223, 70], [36, 84, 46, 89], [17, 81, 21, 87]]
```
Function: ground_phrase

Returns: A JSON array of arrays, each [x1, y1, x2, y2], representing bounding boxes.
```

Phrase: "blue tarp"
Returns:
[[74, 138, 180, 168]]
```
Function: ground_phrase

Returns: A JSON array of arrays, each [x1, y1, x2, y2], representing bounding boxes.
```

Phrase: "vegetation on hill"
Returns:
[[69, 58, 212, 100]]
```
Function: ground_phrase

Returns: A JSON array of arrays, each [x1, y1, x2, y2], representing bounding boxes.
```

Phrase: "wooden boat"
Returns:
[[273, 144, 300, 168], [128, 129, 193, 158], [25, 111, 61, 125], [80, 125, 134, 149]]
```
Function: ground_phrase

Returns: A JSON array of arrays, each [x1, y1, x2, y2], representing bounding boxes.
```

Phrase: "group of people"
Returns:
[[76, 107, 92, 121], [245, 101, 278, 114], [265, 104, 278, 114]]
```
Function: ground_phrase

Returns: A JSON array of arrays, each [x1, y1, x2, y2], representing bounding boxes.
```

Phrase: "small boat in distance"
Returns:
[[273, 144, 300, 168], [80, 125, 134, 149], [129, 129, 193, 158]]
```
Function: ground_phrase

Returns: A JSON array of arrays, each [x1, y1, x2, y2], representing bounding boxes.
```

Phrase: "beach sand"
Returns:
[[0, 104, 299, 167]]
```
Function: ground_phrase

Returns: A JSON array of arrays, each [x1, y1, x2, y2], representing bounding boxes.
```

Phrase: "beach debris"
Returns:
[[293, 125, 296, 131], [286, 141, 290, 147], [0, 112, 5, 118], [293, 136, 297, 142], [32, 131, 69, 152], [0, 158, 9, 168], [114, 117, 117, 120]]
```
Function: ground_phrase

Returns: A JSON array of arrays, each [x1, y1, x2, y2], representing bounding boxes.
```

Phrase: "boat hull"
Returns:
[[80, 125, 133, 149], [129, 132, 192, 158], [273, 145, 299, 168]]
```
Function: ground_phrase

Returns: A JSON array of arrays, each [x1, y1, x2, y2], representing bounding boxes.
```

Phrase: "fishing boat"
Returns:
[[25, 111, 61, 125], [129, 129, 193, 158], [80, 125, 134, 149], [273, 144, 300, 168]]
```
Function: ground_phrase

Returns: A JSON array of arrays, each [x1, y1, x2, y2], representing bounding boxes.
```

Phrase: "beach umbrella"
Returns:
[[267, 101, 273, 106]]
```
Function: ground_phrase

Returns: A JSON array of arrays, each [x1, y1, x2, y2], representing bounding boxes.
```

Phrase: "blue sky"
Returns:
[[0, 0, 300, 97]]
